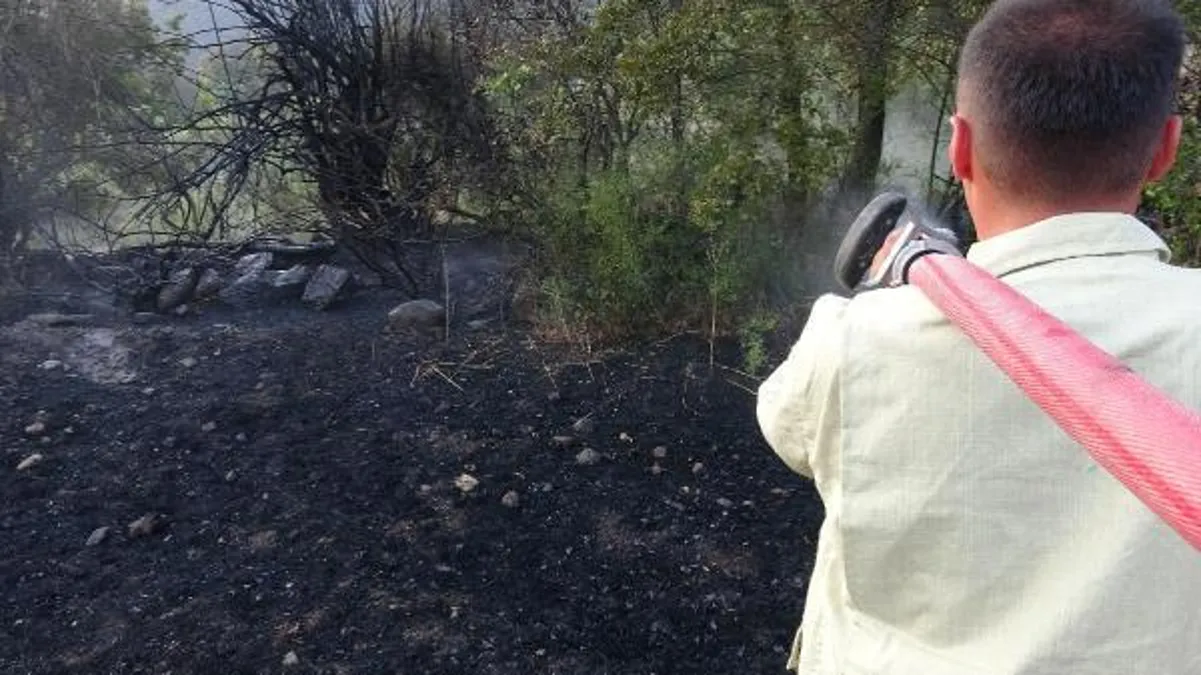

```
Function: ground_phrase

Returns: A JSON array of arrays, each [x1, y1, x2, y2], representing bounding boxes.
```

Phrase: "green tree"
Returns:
[[484, 0, 853, 341], [1142, 9, 1201, 264], [0, 0, 184, 261]]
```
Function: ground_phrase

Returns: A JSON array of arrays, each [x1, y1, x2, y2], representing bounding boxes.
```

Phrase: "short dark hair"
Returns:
[[957, 0, 1186, 199]]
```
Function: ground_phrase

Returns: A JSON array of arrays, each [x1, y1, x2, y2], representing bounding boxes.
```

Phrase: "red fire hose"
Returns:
[[836, 192, 1201, 551], [911, 255, 1201, 551]]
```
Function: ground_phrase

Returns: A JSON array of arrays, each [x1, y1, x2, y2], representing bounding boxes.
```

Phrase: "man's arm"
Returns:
[[756, 293, 848, 479]]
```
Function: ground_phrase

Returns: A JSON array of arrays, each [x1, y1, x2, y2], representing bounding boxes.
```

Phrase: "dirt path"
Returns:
[[0, 289, 821, 674]]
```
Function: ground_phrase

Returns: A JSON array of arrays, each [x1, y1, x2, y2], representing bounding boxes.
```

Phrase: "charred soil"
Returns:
[[0, 280, 821, 675]]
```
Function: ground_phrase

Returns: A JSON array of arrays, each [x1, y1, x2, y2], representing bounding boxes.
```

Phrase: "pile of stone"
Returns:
[[155, 251, 355, 314]]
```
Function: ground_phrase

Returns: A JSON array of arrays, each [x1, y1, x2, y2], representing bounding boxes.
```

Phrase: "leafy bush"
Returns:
[[518, 131, 816, 348], [1143, 118, 1201, 265]]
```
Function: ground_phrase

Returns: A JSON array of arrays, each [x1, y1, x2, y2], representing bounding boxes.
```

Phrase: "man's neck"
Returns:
[[974, 193, 1142, 241]]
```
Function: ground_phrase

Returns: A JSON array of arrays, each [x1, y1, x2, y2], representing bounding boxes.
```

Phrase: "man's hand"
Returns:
[[869, 229, 903, 280]]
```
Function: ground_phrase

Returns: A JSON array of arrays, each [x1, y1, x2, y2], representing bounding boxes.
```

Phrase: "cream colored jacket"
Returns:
[[757, 213, 1201, 674]]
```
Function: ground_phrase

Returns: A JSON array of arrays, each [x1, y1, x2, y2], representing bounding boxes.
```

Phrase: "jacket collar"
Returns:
[[965, 212, 1171, 278]]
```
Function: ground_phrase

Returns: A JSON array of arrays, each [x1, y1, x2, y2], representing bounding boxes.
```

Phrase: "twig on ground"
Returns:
[[430, 365, 465, 392], [725, 378, 757, 396], [713, 362, 763, 383]]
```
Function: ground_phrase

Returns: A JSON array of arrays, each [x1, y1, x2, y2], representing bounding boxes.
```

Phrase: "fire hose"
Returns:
[[833, 191, 1201, 551]]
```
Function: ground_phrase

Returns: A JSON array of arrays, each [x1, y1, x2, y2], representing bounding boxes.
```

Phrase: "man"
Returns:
[[756, 1, 1201, 673]]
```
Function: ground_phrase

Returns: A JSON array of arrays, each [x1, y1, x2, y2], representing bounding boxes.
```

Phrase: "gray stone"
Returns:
[[25, 313, 94, 328], [386, 300, 446, 335], [16, 454, 44, 471], [194, 268, 224, 299], [128, 513, 163, 538], [234, 252, 273, 277], [85, 526, 111, 547], [272, 264, 314, 287], [157, 267, 200, 313], [575, 448, 602, 466], [263, 264, 314, 301], [302, 265, 353, 310], [219, 272, 272, 309]]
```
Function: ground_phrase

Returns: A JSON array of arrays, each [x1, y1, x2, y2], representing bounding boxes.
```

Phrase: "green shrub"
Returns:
[[1143, 115, 1201, 265], [520, 137, 808, 347]]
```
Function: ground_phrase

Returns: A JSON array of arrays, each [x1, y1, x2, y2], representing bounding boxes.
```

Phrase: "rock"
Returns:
[[131, 312, 163, 325], [16, 454, 44, 471], [180, 357, 199, 369], [24, 421, 46, 437], [619, 432, 634, 444], [501, 491, 521, 508], [39, 360, 63, 371], [220, 255, 291, 309], [652, 446, 668, 459], [273, 264, 314, 285], [716, 497, 734, 509], [302, 265, 353, 310], [201, 422, 217, 433], [193, 268, 224, 299], [454, 474, 479, 493], [282, 651, 300, 667], [128, 513, 163, 538], [575, 448, 602, 466], [26, 313, 94, 327], [157, 267, 200, 313], [551, 435, 576, 448], [386, 300, 445, 335], [467, 319, 493, 332], [234, 252, 273, 277], [263, 264, 314, 302], [173, 304, 192, 317], [692, 462, 705, 474], [85, 526, 111, 547], [219, 271, 272, 309], [571, 417, 596, 435]]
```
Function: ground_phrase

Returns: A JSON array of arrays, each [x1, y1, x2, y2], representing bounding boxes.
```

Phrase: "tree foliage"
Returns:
[[1142, 11, 1201, 265], [2, 0, 1199, 354], [140, 0, 502, 294], [0, 0, 184, 260]]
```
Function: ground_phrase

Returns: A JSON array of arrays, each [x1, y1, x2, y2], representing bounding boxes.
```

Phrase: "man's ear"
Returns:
[[948, 114, 974, 183], [1146, 115, 1183, 183]]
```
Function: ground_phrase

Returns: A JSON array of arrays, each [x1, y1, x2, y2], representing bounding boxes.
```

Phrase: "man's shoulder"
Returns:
[[807, 285, 946, 333], [796, 286, 970, 378]]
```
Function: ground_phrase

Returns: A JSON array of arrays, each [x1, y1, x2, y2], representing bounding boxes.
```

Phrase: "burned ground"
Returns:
[[0, 278, 822, 675]]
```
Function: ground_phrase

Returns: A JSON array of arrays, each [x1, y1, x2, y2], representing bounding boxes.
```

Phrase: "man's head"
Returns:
[[949, 0, 1187, 237]]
